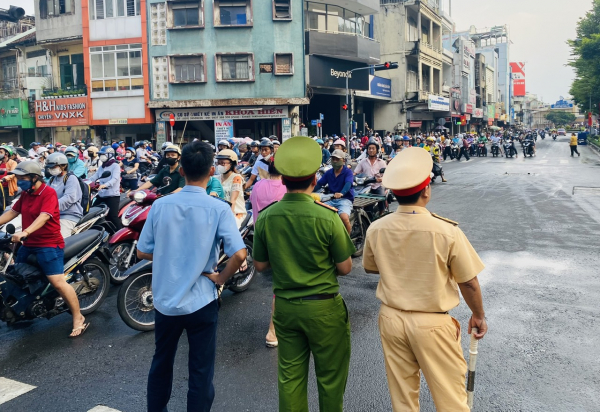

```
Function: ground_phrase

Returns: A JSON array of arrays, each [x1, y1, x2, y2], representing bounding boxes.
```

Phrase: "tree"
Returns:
[[545, 111, 576, 126], [568, 0, 600, 115]]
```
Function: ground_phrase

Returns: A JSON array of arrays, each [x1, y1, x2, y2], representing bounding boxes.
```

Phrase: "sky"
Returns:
[[2, 0, 594, 104], [449, 0, 593, 103]]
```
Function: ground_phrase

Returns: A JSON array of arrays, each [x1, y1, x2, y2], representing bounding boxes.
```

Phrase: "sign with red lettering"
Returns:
[[155, 106, 289, 121], [409, 121, 422, 128], [34, 97, 89, 127]]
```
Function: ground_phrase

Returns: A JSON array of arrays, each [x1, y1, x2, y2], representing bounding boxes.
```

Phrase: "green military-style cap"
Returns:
[[274, 136, 322, 180]]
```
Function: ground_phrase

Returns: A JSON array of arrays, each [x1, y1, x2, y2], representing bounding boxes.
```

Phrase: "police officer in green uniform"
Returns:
[[253, 136, 356, 412]]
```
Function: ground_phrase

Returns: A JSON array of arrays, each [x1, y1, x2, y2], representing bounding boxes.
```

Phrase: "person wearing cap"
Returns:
[[354, 140, 388, 213], [119, 147, 140, 191], [238, 143, 251, 163], [47, 152, 83, 238], [252, 136, 355, 412], [272, 140, 280, 153], [0, 161, 89, 337], [332, 139, 352, 166], [317, 139, 330, 164], [457, 134, 471, 161], [28, 142, 40, 159], [85, 146, 102, 176], [136, 145, 185, 196], [363, 147, 487, 412], [244, 140, 273, 190], [88, 147, 122, 230], [0, 145, 17, 212], [64, 146, 87, 178], [313, 149, 354, 233], [216, 149, 247, 227]]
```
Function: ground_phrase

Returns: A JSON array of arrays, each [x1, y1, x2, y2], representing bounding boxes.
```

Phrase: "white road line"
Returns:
[[560, 160, 569, 164], [88, 406, 122, 412], [539, 160, 548, 164], [0, 377, 36, 405]]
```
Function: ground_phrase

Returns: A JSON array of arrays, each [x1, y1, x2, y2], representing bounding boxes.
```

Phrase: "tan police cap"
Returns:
[[382, 147, 433, 196], [274, 136, 321, 180], [331, 149, 345, 159]]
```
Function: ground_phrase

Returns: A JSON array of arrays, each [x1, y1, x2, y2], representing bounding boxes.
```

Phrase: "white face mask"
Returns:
[[49, 167, 62, 176], [263, 154, 272, 161], [99, 155, 108, 162], [217, 165, 229, 175], [0, 154, 4, 160], [125, 153, 132, 158]]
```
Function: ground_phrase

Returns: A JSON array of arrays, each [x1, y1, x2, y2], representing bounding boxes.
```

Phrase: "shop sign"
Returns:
[[427, 95, 450, 111], [281, 118, 292, 142], [369, 75, 391, 98], [156, 106, 289, 121], [487, 104, 495, 120], [463, 44, 475, 59], [214, 119, 234, 140], [551, 98, 573, 109], [409, 121, 422, 128], [34, 97, 89, 127], [462, 104, 473, 114], [0, 98, 23, 127], [469, 89, 477, 105], [109, 119, 128, 125], [308, 56, 369, 91], [156, 121, 166, 147], [473, 108, 484, 118]]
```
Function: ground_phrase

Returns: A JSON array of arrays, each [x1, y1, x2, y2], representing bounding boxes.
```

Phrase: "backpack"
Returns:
[[50, 172, 91, 214]]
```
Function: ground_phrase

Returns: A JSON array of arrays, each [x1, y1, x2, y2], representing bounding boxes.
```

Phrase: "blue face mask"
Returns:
[[17, 180, 32, 192], [67, 156, 77, 164]]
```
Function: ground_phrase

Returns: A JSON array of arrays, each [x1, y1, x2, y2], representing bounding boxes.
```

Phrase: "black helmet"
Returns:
[[259, 140, 273, 148], [366, 138, 380, 152], [250, 141, 259, 148]]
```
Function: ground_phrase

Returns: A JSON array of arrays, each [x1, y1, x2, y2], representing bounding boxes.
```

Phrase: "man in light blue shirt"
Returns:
[[137, 140, 246, 412]]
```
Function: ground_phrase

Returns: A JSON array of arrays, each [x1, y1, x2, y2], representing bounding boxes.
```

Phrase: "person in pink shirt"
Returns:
[[249, 160, 286, 348]]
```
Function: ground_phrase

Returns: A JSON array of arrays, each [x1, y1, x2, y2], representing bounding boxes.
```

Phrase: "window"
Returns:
[[39, 0, 73, 18], [168, 1, 203, 28], [90, 44, 144, 92], [216, 53, 254, 82], [214, 0, 252, 27], [59, 54, 85, 89], [304, 2, 370, 37], [407, 65, 418, 92], [89, 0, 140, 20], [274, 53, 293, 75], [169, 56, 205, 82], [273, 0, 291, 20]]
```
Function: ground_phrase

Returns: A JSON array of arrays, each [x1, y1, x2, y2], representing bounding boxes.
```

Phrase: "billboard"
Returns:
[[510, 62, 526, 97], [34, 97, 89, 127]]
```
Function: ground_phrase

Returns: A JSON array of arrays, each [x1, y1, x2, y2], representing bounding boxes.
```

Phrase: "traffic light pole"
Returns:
[[344, 63, 398, 138]]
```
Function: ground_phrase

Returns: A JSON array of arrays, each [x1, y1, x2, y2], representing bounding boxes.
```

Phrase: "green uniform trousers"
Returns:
[[274, 294, 351, 412]]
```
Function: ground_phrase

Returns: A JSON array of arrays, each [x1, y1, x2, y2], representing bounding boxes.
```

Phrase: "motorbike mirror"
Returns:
[[379, 168, 386, 174], [101, 171, 111, 179], [5, 224, 15, 234], [162, 177, 172, 186]]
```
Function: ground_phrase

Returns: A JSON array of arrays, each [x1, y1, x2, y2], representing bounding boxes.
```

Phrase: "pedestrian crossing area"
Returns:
[[0, 377, 123, 411], [468, 157, 574, 165]]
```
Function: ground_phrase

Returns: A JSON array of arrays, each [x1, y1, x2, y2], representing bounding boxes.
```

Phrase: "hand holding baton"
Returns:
[[466, 327, 479, 409]]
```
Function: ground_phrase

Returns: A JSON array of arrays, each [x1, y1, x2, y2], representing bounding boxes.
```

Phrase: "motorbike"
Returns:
[[0, 224, 111, 326], [504, 142, 515, 158], [477, 142, 487, 157], [552, 133, 557, 141], [451, 143, 460, 160], [523, 141, 534, 157], [491, 142, 501, 157], [116, 211, 256, 331]]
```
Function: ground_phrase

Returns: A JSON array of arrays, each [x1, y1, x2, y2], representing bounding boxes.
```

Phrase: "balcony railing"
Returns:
[[381, 0, 440, 14], [41, 84, 88, 99]]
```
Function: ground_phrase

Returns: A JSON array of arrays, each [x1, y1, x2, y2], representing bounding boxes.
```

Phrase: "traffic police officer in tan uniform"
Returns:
[[253, 136, 356, 412], [363, 147, 488, 411]]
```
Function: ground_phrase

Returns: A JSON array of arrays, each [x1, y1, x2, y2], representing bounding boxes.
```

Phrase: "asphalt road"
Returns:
[[1, 136, 600, 411]]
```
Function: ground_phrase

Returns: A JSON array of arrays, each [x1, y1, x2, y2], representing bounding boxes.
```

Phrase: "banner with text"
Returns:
[[156, 106, 288, 121], [510, 62, 526, 97], [214, 119, 234, 140], [34, 97, 89, 127]]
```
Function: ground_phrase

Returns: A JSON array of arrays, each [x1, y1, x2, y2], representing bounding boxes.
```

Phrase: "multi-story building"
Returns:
[[374, 0, 448, 134], [147, 0, 308, 144], [304, 0, 383, 136]]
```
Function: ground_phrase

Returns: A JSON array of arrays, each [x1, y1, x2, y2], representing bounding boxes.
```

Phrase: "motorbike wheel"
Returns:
[[117, 271, 155, 331], [350, 215, 370, 258], [109, 242, 138, 285], [228, 239, 256, 293], [76, 257, 111, 315]]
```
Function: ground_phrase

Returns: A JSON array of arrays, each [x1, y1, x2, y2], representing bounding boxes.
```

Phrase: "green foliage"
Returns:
[[545, 111, 576, 126], [569, 0, 600, 114]]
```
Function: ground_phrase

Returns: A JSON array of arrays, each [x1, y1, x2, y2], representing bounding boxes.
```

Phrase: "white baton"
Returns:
[[466, 327, 479, 409]]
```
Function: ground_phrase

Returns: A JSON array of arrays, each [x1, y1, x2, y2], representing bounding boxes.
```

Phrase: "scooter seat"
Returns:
[[78, 205, 107, 225], [63, 230, 103, 261]]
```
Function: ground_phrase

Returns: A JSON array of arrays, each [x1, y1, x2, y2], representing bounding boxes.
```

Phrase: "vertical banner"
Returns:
[[510, 62, 526, 97], [214, 119, 234, 142], [282, 118, 292, 142], [156, 121, 166, 148]]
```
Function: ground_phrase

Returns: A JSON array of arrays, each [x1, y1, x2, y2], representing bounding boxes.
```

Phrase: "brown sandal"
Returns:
[[69, 322, 90, 338]]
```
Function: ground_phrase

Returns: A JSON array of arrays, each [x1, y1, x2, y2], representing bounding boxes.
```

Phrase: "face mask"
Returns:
[[263, 154, 272, 161], [17, 179, 32, 192], [49, 167, 62, 176], [331, 161, 344, 169], [0, 154, 4, 160], [217, 165, 229, 175], [99, 155, 108, 162], [125, 153, 132, 158], [67, 156, 77, 163], [166, 158, 177, 166]]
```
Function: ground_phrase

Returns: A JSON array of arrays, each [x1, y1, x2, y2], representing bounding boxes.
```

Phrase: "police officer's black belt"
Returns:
[[294, 293, 339, 301]]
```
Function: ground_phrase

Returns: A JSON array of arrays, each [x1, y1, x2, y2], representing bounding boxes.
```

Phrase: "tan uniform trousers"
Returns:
[[378, 303, 469, 412]]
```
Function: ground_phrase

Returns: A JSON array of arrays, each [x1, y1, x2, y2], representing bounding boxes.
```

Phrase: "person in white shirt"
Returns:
[[354, 139, 388, 214]]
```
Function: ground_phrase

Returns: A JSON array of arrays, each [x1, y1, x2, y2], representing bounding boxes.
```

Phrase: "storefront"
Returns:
[[154, 106, 294, 144], [34, 96, 93, 145], [0, 98, 36, 145]]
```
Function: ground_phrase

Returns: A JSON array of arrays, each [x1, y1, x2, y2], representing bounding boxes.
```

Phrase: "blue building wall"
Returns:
[[147, 0, 305, 102]]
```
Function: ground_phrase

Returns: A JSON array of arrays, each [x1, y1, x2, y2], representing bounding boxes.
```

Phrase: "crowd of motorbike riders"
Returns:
[[0, 126, 550, 338]]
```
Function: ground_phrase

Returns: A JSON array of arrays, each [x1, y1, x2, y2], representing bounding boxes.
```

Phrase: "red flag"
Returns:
[[588, 112, 593, 127]]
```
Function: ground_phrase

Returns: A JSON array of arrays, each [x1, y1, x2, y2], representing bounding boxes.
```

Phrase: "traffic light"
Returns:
[[0, 6, 25, 23], [342, 104, 349, 111], [374, 62, 399, 71], [317, 123, 322, 128]]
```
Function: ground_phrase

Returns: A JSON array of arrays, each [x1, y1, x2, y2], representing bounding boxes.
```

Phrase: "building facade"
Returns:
[[147, 0, 308, 144]]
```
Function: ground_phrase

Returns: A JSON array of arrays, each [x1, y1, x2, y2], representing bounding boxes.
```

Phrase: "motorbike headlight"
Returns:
[[356, 177, 365, 185], [133, 191, 147, 203]]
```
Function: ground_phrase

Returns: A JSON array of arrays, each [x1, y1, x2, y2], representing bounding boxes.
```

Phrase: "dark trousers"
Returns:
[[443, 146, 452, 160], [148, 300, 219, 412], [570, 145, 580, 156], [94, 195, 122, 230], [122, 178, 139, 191], [457, 147, 470, 160]]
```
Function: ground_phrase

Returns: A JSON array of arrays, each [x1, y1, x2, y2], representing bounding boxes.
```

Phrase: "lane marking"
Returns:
[[0, 377, 36, 405], [539, 160, 548, 164], [88, 406, 122, 412], [560, 160, 569, 164]]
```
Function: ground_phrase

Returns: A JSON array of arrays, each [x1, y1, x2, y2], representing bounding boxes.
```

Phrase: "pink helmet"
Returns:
[[333, 139, 346, 148]]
